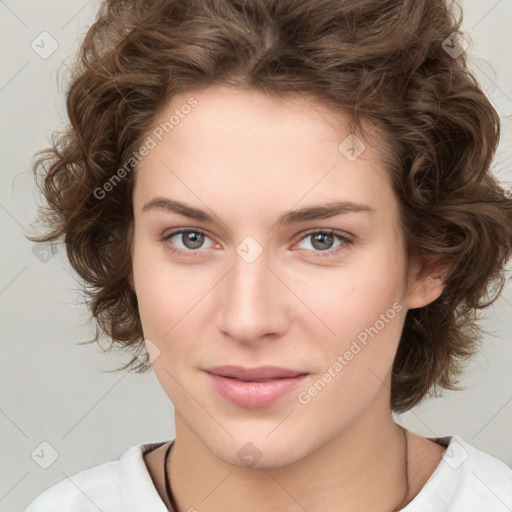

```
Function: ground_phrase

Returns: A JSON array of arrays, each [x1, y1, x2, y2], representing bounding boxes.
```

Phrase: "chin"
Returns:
[[203, 430, 314, 470]]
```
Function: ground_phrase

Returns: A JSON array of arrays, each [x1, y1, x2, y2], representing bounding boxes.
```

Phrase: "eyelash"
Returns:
[[161, 228, 353, 258]]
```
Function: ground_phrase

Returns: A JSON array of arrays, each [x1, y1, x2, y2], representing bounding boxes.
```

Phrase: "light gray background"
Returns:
[[1, 1, 511, 511]]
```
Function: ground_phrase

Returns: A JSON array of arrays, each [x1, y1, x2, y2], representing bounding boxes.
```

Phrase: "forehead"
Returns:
[[133, 86, 395, 218], [148, 85, 363, 157]]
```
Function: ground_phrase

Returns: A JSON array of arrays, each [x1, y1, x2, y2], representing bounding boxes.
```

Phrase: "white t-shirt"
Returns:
[[24, 435, 512, 512]]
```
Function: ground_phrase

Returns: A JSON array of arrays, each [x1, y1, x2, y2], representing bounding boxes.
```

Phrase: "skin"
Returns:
[[128, 85, 446, 512]]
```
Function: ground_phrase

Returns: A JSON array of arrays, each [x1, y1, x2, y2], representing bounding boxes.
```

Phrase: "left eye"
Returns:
[[162, 229, 352, 257], [295, 230, 352, 257]]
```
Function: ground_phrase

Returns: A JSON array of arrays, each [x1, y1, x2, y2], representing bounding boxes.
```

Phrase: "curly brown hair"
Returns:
[[28, 0, 512, 413]]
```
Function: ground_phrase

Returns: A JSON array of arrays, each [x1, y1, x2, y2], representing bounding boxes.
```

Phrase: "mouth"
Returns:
[[203, 366, 309, 408], [204, 365, 309, 381]]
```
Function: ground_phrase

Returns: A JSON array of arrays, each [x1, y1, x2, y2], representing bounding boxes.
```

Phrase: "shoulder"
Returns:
[[404, 435, 512, 512], [24, 442, 168, 512], [447, 436, 512, 493], [24, 459, 120, 512]]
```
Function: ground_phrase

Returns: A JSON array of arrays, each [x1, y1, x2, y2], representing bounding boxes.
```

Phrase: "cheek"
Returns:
[[293, 242, 407, 407], [132, 241, 197, 332], [298, 289, 406, 432], [295, 247, 406, 343], [132, 247, 207, 401]]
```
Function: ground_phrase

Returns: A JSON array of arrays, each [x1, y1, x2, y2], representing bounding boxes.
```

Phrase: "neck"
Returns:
[[168, 394, 410, 512]]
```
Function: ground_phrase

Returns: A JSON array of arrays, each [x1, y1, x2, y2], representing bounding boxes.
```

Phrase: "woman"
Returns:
[[25, 0, 512, 510]]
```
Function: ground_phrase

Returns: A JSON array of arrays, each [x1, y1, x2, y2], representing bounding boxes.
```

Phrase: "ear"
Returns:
[[127, 222, 136, 293], [128, 271, 135, 293], [405, 251, 448, 310]]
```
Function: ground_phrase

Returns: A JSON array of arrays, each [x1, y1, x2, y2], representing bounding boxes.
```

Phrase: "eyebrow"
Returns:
[[142, 197, 375, 224]]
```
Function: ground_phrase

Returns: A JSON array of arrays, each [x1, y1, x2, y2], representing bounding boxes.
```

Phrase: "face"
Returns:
[[129, 85, 439, 468]]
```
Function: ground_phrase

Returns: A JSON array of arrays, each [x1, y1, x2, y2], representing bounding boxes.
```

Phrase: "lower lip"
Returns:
[[205, 372, 308, 408]]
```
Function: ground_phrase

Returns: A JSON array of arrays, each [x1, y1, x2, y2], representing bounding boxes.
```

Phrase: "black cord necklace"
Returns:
[[164, 441, 179, 512], [163, 427, 409, 512]]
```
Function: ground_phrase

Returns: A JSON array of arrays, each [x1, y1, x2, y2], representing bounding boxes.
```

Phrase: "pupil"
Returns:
[[184, 232, 204, 249], [313, 233, 332, 250]]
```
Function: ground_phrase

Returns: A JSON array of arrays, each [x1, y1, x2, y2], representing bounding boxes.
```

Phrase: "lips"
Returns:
[[204, 365, 308, 381], [203, 365, 309, 408]]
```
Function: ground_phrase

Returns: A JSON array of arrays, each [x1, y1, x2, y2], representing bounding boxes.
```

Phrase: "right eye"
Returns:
[[161, 228, 217, 256]]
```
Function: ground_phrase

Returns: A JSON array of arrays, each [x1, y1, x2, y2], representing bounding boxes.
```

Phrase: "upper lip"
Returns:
[[204, 365, 308, 381]]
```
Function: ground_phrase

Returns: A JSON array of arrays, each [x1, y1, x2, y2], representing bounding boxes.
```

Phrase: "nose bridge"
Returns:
[[217, 239, 285, 342]]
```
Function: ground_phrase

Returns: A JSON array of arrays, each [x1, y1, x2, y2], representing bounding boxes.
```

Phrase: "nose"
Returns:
[[216, 244, 289, 345]]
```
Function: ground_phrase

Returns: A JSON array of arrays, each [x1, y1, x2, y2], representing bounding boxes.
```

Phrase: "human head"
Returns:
[[29, 0, 512, 417], [126, 83, 448, 465]]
